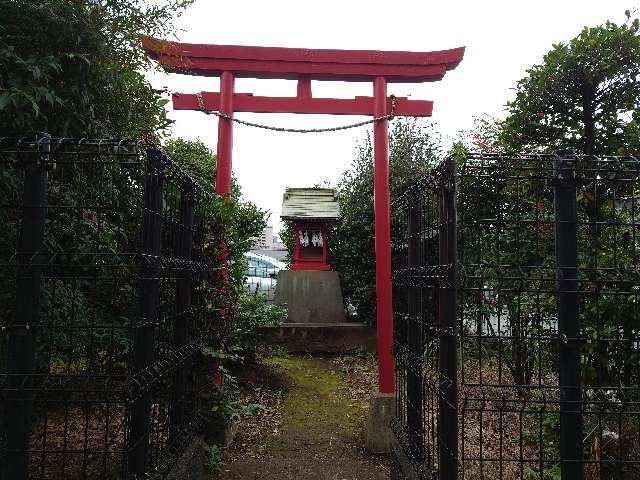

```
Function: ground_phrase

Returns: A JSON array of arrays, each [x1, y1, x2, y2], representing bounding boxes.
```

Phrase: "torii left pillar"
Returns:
[[214, 71, 234, 346], [216, 71, 235, 197]]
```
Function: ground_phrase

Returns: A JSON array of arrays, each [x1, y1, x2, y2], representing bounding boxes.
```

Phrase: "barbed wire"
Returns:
[[195, 91, 397, 134]]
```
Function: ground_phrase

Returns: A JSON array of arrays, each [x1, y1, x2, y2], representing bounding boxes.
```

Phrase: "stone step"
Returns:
[[258, 322, 376, 353]]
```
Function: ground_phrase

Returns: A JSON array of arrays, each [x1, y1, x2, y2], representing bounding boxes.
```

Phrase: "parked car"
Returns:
[[244, 252, 286, 302]]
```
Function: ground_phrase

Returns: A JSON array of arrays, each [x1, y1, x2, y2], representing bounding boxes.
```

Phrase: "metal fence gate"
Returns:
[[0, 137, 218, 479], [391, 158, 457, 479], [391, 152, 640, 480]]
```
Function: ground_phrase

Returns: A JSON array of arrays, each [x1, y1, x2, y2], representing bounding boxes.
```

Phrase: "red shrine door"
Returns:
[[292, 222, 330, 271], [143, 37, 464, 394]]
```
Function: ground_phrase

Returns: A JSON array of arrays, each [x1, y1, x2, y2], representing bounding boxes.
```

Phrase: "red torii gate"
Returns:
[[142, 37, 464, 394]]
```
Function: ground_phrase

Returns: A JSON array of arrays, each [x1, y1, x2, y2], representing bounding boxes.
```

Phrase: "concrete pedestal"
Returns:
[[274, 270, 346, 324], [365, 391, 396, 453]]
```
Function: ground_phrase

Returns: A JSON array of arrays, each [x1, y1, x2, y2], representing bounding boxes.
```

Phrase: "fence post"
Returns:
[[2, 134, 49, 480], [438, 157, 458, 480], [128, 147, 164, 478], [407, 187, 423, 461], [170, 178, 194, 444], [553, 155, 582, 480]]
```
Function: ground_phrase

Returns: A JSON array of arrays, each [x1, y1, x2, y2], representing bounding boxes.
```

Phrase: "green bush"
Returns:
[[231, 293, 287, 360]]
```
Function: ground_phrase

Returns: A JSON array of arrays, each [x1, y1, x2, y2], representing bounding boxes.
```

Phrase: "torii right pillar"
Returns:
[[365, 76, 397, 454], [373, 77, 394, 394]]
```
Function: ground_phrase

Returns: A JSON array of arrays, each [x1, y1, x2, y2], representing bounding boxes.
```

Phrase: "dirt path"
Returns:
[[212, 354, 389, 480]]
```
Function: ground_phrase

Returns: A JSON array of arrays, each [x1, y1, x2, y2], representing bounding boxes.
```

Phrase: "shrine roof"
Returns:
[[281, 188, 340, 221], [142, 36, 465, 82]]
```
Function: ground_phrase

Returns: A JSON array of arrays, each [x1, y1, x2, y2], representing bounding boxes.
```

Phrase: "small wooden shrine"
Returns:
[[281, 188, 339, 271]]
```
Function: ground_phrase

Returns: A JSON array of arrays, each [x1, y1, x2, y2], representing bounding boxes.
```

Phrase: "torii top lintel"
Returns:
[[142, 37, 464, 117], [142, 36, 465, 83]]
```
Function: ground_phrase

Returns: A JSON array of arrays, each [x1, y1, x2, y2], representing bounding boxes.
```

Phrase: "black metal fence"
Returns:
[[391, 158, 457, 479], [0, 136, 218, 479], [391, 152, 640, 479]]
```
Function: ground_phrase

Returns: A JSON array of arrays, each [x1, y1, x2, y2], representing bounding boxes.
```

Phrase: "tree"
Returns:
[[0, 0, 193, 370], [459, 110, 640, 396], [329, 120, 442, 323], [458, 115, 503, 153], [163, 138, 266, 291], [500, 12, 640, 156], [164, 139, 268, 347], [499, 15, 640, 393], [489, 14, 640, 390], [0, 0, 192, 137]]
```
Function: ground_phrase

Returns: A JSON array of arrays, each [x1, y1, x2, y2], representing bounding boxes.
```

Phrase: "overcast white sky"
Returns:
[[147, 0, 635, 235]]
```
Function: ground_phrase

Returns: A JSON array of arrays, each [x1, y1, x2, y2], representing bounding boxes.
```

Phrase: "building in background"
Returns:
[[251, 225, 287, 261]]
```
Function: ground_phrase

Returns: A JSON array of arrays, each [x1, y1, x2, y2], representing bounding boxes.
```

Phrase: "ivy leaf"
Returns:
[[0, 94, 12, 110]]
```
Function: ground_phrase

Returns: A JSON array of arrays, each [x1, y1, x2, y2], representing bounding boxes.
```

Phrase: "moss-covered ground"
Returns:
[[212, 353, 388, 480]]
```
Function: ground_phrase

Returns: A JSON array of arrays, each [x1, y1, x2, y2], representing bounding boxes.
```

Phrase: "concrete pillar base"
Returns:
[[365, 391, 396, 454]]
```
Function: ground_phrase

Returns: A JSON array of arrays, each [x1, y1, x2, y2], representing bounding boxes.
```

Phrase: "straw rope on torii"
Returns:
[[193, 91, 399, 133]]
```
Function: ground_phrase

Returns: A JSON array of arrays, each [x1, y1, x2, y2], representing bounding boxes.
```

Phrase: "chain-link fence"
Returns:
[[392, 152, 640, 480], [0, 137, 219, 479]]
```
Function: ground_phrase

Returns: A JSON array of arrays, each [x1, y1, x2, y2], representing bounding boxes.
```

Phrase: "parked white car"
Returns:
[[244, 252, 286, 302]]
